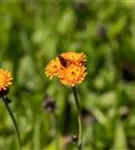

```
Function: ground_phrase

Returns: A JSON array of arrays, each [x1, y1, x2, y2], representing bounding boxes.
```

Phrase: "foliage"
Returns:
[[0, 0, 135, 149]]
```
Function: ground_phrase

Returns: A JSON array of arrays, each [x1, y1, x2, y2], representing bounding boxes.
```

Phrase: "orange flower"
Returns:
[[0, 69, 13, 91], [58, 64, 87, 87], [60, 52, 86, 66], [45, 51, 87, 86], [45, 57, 62, 79]]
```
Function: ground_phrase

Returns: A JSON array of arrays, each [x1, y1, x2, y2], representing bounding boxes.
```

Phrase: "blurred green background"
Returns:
[[0, 0, 135, 150]]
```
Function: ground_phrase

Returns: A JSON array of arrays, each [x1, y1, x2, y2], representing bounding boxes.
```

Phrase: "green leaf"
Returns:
[[111, 121, 128, 150], [57, 8, 75, 34], [33, 120, 41, 150]]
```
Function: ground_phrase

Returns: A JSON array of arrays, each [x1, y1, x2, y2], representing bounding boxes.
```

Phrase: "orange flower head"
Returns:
[[45, 51, 87, 86], [45, 57, 62, 79], [0, 69, 13, 91], [60, 52, 87, 66], [58, 64, 87, 87]]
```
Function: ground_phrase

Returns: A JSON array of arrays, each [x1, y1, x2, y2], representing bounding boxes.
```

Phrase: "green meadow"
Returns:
[[0, 0, 135, 150]]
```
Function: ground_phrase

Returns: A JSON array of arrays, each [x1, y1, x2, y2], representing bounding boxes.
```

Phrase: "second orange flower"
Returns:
[[0, 69, 13, 92]]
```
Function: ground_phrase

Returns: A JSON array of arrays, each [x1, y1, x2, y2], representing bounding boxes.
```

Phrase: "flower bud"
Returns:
[[72, 135, 78, 144], [42, 95, 56, 113], [0, 88, 9, 98]]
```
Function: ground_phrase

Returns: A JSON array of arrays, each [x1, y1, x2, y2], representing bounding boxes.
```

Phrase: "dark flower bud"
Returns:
[[0, 88, 9, 98], [42, 95, 56, 113], [72, 135, 78, 144]]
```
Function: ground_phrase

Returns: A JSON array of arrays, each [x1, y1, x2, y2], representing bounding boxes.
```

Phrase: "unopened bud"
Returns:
[[0, 88, 9, 98], [72, 135, 78, 144], [42, 95, 56, 113]]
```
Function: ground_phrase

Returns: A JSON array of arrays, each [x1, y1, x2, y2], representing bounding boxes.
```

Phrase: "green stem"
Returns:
[[72, 87, 82, 150], [53, 113, 59, 150], [2, 96, 21, 150]]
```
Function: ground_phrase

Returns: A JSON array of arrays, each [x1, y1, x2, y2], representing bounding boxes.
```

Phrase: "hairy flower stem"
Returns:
[[2, 96, 21, 150], [53, 113, 59, 150], [73, 87, 82, 150]]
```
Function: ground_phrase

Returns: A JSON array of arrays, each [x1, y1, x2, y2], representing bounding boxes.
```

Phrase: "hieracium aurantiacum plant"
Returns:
[[0, 69, 21, 150], [45, 52, 87, 150]]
